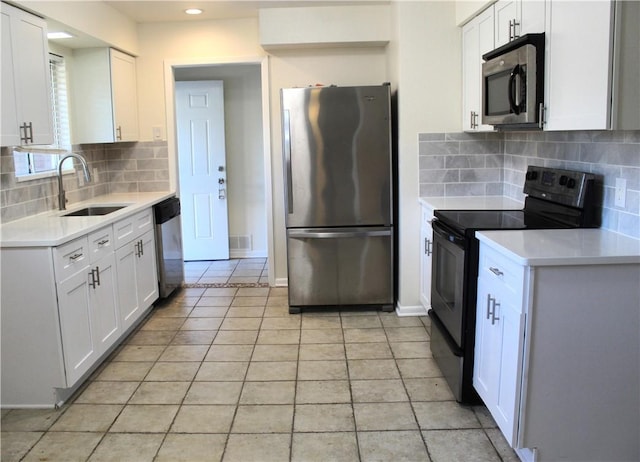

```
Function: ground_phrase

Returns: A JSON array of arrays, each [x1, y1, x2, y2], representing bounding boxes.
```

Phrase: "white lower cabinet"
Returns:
[[419, 204, 434, 309], [474, 249, 526, 446], [0, 208, 159, 407], [474, 239, 640, 462], [116, 229, 158, 331], [56, 261, 98, 386]]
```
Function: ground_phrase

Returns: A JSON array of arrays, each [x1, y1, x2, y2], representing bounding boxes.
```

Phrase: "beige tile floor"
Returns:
[[1, 286, 519, 462], [184, 259, 269, 286]]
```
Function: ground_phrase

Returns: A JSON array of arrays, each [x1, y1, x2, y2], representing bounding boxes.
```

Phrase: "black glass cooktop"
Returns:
[[434, 209, 572, 236]]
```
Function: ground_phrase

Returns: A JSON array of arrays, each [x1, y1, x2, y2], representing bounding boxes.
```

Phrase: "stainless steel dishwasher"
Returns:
[[154, 197, 184, 298]]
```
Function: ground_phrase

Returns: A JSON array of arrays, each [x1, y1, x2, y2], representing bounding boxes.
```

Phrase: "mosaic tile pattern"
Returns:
[[1, 287, 518, 462]]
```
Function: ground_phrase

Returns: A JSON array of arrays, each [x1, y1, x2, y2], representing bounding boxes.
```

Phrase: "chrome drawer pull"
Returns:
[[97, 239, 109, 246], [69, 253, 83, 261], [489, 267, 504, 276]]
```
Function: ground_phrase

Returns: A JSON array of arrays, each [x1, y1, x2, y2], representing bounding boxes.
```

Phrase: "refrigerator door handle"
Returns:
[[288, 228, 392, 239], [283, 109, 294, 214]]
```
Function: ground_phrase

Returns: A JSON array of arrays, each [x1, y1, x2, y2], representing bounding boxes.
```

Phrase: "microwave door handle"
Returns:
[[508, 64, 521, 115]]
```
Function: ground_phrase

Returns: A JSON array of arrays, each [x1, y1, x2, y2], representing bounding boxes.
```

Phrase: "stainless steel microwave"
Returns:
[[482, 33, 545, 129]]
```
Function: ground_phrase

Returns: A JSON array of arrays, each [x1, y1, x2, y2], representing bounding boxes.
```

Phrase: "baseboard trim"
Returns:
[[229, 250, 268, 259], [395, 301, 428, 317]]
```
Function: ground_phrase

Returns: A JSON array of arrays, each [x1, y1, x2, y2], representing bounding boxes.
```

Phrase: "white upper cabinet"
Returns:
[[544, 0, 639, 130], [72, 48, 139, 144], [1, 2, 54, 147], [494, 0, 545, 48], [462, 5, 495, 132]]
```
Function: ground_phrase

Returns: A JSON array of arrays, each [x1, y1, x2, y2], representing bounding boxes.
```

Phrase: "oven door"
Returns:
[[430, 219, 466, 348]]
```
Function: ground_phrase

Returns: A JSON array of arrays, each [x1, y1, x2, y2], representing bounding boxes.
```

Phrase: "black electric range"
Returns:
[[428, 166, 600, 404]]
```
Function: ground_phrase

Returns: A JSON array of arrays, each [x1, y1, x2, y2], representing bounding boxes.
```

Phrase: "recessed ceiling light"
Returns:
[[47, 31, 75, 39], [184, 8, 203, 15]]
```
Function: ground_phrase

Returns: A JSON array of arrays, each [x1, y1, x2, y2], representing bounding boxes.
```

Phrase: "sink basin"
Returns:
[[63, 205, 127, 217]]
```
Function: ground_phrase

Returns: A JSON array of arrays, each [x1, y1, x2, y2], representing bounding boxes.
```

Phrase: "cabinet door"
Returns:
[[474, 246, 527, 447], [474, 276, 501, 406], [462, 7, 495, 132], [419, 206, 433, 309], [494, 0, 519, 47], [115, 240, 140, 331], [544, 0, 614, 130], [90, 253, 120, 353], [57, 269, 97, 386], [520, 0, 545, 36], [136, 229, 159, 310], [110, 49, 139, 142], [0, 3, 53, 146]]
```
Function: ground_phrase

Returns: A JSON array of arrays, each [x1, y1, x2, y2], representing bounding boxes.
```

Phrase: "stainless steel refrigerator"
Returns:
[[281, 84, 394, 313]]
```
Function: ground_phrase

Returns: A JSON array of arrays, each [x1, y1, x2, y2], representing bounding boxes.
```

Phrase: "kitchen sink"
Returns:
[[62, 205, 127, 217]]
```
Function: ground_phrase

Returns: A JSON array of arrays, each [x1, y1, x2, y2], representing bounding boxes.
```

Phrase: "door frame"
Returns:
[[163, 56, 274, 286]]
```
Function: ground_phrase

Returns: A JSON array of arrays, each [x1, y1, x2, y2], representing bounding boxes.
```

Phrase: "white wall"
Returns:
[[174, 65, 267, 258], [136, 18, 265, 142], [390, 1, 462, 311]]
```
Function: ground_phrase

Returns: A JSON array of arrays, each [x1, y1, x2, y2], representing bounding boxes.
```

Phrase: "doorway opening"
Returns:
[[164, 57, 274, 287]]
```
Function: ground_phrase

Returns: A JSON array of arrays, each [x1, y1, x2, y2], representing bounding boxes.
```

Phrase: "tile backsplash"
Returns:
[[419, 131, 640, 239], [0, 141, 169, 223]]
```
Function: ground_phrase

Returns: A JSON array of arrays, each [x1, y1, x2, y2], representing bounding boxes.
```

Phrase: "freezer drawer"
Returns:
[[286, 227, 393, 309]]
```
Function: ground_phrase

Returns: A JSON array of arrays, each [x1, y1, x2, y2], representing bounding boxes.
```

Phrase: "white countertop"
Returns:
[[476, 229, 640, 266], [0, 192, 174, 248], [420, 196, 524, 211]]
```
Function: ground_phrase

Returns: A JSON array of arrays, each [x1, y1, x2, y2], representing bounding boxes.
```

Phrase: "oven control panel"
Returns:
[[523, 166, 595, 208]]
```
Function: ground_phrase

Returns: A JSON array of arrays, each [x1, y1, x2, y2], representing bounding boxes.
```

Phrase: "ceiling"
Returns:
[[104, 1, 385, 23]]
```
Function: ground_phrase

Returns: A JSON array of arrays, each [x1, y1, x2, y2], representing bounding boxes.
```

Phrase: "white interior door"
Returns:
[[176, 80, 229, 260]]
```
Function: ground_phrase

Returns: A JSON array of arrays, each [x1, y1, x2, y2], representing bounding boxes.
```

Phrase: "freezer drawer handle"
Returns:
[[288, 229, 391, 239]]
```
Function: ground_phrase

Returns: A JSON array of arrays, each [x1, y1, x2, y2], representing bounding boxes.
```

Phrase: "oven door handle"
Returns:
[[432, 220, 466, 248], [428, 310, 464, 357], [508, 64, 522, 115]]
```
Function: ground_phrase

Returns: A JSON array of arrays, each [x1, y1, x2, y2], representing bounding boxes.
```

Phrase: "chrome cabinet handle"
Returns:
[[139, 240, 144, 256], [424, 238, 433, 256], [98, 239, 109, 246], [89, 268, 97, 289], [486, 294, 501, 325], [491, 300, 501, 325], [95, 266, 101, 287], [135, 239, 144, 257], [489, 267, 504, 276], [116, 125, 122, 141], [538, 103, 545, 129], [69, 253, 84, 261]]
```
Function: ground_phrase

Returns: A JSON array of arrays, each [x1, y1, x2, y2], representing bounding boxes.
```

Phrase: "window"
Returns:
[[13, 53, 73, 180]]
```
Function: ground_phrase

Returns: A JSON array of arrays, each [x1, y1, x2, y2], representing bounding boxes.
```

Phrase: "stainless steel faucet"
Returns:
[[57, 153, 92, 210]]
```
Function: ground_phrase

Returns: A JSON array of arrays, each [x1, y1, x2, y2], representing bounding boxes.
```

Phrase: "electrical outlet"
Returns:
[[152, 126, 163, 141], [93, 167, 99, 183], [78, 170, 84, 187], [615, 178, 626, 208]]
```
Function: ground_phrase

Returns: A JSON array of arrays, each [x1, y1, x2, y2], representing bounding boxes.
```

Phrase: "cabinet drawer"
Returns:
[[54, 236, 90, 282], [88, 225, 114, 263], [113, 208, 153, 248], [479, 246, 524, 296]]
